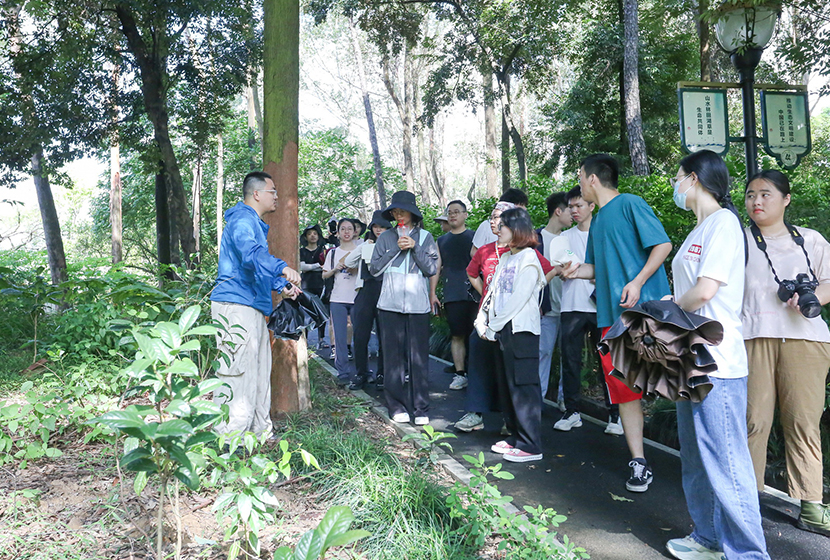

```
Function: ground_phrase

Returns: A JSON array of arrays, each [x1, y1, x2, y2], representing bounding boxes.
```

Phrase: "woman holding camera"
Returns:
[[666, 150, 769, 560], [743, 169, 830, 537]]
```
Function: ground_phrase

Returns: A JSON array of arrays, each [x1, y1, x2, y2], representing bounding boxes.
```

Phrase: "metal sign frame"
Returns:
[[760, 90, 811, 169], [678, 87, 730, 156]]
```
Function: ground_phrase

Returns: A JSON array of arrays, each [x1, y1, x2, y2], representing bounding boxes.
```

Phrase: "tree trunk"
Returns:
[[495, 72, 526, 185], [349, 20, 387, 208], [115, 4, 198, 267], [216, 134, 224, 245], [381, 51, 418, 199], [698, 0, 711, 82], [429, 118, 447, 208], [191, 159, 202, 256], [155, 167, 173, 281], [31, 150, 67, 285], [414, 76, 432, 202], [110, 142, 123, 264], [501, 113, 510, 192], [483, 70, 499, 198], [263, 0, 309, 413], [622, 0, 649, 175]]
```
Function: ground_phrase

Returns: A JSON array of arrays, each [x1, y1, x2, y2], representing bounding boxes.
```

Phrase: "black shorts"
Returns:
[[443, 301, 478, 338]]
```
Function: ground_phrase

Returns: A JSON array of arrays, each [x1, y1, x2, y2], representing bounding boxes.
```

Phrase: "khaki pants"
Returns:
[[212, 302, 272, 437], [745, 338, 830, 501]]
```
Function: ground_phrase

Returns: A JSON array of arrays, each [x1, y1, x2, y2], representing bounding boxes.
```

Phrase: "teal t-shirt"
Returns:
[[585, 193, 671, 328]]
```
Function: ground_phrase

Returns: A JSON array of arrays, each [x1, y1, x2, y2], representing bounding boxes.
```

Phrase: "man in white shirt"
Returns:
[[470, 188, 529, 257], [555, 186, 622, 435], [537, 192, 572, 399]]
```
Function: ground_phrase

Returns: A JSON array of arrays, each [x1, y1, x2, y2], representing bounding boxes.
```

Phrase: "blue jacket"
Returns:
[[211, 202, 289, 315]]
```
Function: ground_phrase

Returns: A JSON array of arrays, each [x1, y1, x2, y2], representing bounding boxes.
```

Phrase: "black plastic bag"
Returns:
[[268, 291, 329, 340]]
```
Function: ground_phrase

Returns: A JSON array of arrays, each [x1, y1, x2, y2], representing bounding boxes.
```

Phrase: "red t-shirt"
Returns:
[[467, 242, 552, 298]]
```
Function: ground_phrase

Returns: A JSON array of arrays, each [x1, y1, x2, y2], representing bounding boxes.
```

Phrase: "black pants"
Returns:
[[559, 311, 617, 416], [465, 332, 500, 413], [352, 280, 384, 381], [379, 310, 430, 418], [494, 324, 542, 455]]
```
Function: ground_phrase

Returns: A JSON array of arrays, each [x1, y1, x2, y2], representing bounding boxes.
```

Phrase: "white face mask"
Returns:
[[672, 174, 694, 211]]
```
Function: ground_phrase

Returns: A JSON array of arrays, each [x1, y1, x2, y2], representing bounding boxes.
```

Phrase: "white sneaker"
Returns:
[[449, 374, 468, 390], [553, 411, 582, 431], [391, 412, 410, 423], [605, 416, 624, 436], [414, 416, 429, 426], [666, 536, 725, 560]]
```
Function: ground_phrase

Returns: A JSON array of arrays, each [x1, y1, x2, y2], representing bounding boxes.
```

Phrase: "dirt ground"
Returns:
[[0, 384, 427, 560]]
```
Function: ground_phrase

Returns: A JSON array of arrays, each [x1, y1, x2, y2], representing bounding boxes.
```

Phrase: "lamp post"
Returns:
[[714, 4, 779, 180]]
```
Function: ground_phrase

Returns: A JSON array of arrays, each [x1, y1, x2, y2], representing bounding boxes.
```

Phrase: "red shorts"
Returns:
[[600, 326, 643, 405]]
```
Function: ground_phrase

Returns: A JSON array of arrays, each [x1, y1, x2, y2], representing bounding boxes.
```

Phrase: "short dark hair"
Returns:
[[499, 188, 528, 207], [447, 200, 467, 212], [243, 171, 272, 198], [545, 192, 568, 218], [566, 186, 583, 203], [499, 208, 537, 249], [580, 154, 619, 189], [338, 218, 355, 231], [747, 169, 790, 197]]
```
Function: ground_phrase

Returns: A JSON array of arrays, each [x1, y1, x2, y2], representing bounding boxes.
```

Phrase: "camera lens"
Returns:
[[797, 292, 822, 318]]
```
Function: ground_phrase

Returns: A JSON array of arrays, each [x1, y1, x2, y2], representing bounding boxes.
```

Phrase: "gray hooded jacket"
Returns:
[[369, 226, 438, 314]]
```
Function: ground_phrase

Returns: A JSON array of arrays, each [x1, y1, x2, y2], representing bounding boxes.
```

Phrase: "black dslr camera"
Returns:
[[777, 273, 821, 318]]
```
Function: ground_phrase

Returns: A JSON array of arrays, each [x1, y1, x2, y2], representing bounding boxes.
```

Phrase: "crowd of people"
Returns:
[[209, 150, 830, 560]]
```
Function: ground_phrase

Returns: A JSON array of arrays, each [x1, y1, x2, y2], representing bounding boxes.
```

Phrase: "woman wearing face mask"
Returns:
[[370, 191, 439, 425], [743, 170, 830, 538], [665, 150, 770, 560], [322, 218, 359, 384]]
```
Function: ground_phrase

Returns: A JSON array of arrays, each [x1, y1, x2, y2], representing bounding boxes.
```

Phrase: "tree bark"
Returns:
[[114, 3, 198, 267], [483, 70, 499, 198], [698, 0, 712, 82], [501, 113, 510, 192], [191, 159, 202, 256], [155, 167, 173, 281], [381, 52, 419, 199], [413, 75, 432, 202], [263, 0, 309, 413], [429, 117, 447, 208], [622, 0, 649, 175], [110, 142, 123, 264], [349, 20, 387, 208], [216, 134, 224, 245], [31, 150, 68, 285]]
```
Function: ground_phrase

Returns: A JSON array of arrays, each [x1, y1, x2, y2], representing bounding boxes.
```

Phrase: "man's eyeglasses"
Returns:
[[258, 189, 278, 196], [489, 214, 501, 221], [447, 210, 466, 217]]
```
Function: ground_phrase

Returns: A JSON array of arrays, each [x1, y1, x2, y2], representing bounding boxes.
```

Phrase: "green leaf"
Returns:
[[121, 447, 153, 468], [293, 529, 324, 560], [178, 339, 201, 353], [20, 381, 33, 393], [195, 378, 227, 397], [155, 419, 195, 439], [185, 325, 217, 337], [155, 322, 182, 349], [609, 492, 634, 502], [185, 432, 216, 448], [164, 358, 199, 377], [237, 493, 253, 523], [134, 471, 148, 496], [272, 548, 293, 560], [178, 305, 201, 333], [174, 465, 200, 490], [317, 506, 356, 552], [165, 444, 193, 470], [165, 399, 192, 417], [324, 529, 371, 550], [228, 540, 241, 560], [97, 409, 145, 431]]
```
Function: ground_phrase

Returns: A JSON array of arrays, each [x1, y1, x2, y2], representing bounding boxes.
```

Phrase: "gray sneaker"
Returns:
[[553, 411, 582, 431], [665, 535, 725, 560], [455, 412, 484, 432], [449, 374, 468, 390]]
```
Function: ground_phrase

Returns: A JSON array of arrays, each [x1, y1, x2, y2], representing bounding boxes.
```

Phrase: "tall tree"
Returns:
[[622, 0, 649, 175], [483, 69, 499, 197], [263, 0, 310, 412]]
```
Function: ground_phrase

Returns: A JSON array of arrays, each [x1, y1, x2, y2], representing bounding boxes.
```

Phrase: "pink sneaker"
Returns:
[[502, 448, 543, 463], [490, 440, 514, 454]]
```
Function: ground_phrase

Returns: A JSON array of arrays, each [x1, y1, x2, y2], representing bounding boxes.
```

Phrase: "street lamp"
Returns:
[[714, 4, 780, 179]]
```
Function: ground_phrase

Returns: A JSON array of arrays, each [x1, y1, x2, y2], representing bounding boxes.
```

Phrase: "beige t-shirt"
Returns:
[[742, 226, 830, 342]]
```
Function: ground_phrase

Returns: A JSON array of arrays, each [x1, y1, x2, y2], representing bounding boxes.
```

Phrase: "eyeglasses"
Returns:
[[447, 210, 466, 217], [258, 189, 278, 196], [669, 173, 692, 190], [489, 214, 501, 221]]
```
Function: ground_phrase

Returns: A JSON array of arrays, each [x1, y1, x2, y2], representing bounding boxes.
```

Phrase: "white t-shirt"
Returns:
[[472, 220, 497, 249], [323, 246, 358, 304], [671, 209, 747, 379], [561, 226, 596, 313], [539, 228, 563, 316]]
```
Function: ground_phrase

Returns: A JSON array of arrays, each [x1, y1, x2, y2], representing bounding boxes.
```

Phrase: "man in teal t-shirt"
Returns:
[[564, 154, 672, 494]]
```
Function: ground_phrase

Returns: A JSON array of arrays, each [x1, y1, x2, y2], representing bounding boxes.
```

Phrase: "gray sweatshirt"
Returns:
[[369, 226, 438, 314]]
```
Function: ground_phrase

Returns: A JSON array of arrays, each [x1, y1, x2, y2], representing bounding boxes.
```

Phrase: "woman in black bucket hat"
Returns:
[[299, 224, 328, 347], [369, 191, 439, 425]]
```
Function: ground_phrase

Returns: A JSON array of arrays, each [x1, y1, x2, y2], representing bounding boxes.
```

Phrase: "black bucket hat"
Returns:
[[382, 190, 423, 222], [367, 210, 393, 230], [301, 224, 324, 241]]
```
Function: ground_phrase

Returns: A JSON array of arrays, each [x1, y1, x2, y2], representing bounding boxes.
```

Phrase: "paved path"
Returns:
[[316, 348, 829, 560]]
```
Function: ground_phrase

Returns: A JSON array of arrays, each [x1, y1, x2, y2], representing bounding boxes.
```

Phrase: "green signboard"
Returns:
[[760, 91, 811, 169], [678, 88, 729, 156]]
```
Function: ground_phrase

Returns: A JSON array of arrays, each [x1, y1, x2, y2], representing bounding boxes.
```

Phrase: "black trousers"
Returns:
[[353, 280, 384, 381], [494, 324, 542, 455], [379, 310, 430, 418], [559, 311, 617, 415]]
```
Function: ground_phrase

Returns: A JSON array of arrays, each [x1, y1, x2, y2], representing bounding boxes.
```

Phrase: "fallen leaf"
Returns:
[[660, 527, 672, 531], [609, 492, 634, 502]]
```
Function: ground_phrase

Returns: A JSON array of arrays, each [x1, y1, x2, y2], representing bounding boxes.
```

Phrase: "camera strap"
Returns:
[[749, 222, 818, 284]]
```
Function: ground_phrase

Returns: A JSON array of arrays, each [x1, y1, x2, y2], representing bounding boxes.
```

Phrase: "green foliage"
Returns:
[[272, 506, 370, 560], [401, 425, 457, 466], [447, 453, 589, 560]]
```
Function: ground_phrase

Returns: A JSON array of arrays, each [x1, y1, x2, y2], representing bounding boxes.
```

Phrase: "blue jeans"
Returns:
[[330, 302, 356, 381], [538, 314, 560, 399], [676, 376, 770, 560]]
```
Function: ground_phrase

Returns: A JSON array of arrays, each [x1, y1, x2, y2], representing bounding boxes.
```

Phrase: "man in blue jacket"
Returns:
[[211, 171, 301, 437]]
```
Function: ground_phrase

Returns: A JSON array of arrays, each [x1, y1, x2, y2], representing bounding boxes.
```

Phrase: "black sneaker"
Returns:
[[347, 344, 354, 360], [626, 458, 653, 492], [376, 373, 384, 389], [348, 377, 366, 391]]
